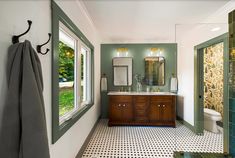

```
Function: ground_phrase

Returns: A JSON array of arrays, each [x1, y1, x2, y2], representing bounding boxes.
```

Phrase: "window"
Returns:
[[81, 45, 91, 104], [52, 1, 94, 143], [58, 25, 76, 123], [58, 23, 92, 124]]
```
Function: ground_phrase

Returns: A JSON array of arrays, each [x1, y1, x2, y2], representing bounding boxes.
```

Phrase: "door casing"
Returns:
[[194, 33, 229, 153]]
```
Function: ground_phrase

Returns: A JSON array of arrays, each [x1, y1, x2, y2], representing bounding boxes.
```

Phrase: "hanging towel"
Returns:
[[101, 74, 107, 92], [170, 77, 178, 93], [0, 40, 50, 158]]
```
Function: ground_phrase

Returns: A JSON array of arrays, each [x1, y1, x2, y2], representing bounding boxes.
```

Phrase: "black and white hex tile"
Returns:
[[82, 119, 223, 158]]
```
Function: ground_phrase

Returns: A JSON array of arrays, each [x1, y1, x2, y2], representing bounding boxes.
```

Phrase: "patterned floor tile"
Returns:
[[82, 120, 223, 158]]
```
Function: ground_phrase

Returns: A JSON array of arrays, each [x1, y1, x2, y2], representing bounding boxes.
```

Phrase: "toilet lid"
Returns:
[[204, 108, 221, 116]]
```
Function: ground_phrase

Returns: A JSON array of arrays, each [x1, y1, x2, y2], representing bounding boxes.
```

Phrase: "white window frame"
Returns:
[[59, 22, 92, 124], [80, 42, 92, 106]]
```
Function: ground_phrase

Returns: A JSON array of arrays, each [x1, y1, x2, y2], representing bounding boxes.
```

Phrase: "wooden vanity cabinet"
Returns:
[[149, 96, 175, 126], [108, 96, 133, 125], [108, 95, 176, 127], [149, 102, 161, 122]]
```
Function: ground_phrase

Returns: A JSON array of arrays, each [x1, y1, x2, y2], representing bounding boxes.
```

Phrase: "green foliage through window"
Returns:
[[59, 88, 74, 116], [59, 41, 75, 116], [59, 41, 74, 82]]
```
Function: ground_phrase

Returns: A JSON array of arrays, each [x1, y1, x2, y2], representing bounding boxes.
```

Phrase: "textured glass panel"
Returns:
[[229, 99, 235, 111]]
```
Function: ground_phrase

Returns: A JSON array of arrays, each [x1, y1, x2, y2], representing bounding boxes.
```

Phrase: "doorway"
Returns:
[[194, 33, 229, 152]]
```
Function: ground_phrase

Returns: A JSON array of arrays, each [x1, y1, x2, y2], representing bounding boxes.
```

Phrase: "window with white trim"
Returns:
[[58, 23, 92, 124]]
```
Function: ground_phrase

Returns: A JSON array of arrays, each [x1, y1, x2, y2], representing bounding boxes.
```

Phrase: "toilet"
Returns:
[[204, 108, 222, 133]]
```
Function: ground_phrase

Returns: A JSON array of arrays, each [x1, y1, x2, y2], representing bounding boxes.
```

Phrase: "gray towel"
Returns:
[[0, 40, 50, 158]]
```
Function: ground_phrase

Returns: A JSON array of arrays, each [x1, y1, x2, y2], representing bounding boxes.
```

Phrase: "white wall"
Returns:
[[0, 1, 101, 158], [176, 24, 227, 125], [176, 1, 235, 126]]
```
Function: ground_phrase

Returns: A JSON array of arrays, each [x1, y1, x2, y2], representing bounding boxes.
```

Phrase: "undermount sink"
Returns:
[[108, 91, 176, 95]]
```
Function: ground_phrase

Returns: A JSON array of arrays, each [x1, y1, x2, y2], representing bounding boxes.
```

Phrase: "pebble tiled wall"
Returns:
[[204, 42, 224, 117], [229, 10, 235, 156]]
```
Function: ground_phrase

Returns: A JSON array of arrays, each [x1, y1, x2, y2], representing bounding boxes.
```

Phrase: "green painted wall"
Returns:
[[101, 43, 177, 118]]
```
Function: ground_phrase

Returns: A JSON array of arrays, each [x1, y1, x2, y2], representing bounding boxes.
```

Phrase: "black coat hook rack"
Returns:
[[12, 20, 32, 44], [37, 33, 51, 55]]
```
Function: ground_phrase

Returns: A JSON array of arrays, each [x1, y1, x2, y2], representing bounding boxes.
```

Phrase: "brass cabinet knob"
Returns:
[[123, 104, 126, 107], [158, 105, 161, 107], [118, 104, 121, 107], [162, 105, 165, 107]]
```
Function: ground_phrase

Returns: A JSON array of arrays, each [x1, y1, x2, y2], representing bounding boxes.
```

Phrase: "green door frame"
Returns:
[[194, 33, 229, 153]]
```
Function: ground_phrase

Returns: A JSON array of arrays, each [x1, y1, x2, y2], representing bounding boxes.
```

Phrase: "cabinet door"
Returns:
[[161, 101, 174, 122], [149, 102, 161, 122], [122, 103, 133, 122], [109, 103, 123, 121]]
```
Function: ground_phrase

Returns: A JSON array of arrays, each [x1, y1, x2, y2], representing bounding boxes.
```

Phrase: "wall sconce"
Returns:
[[148, 47, 163, 57], [116, 47, 129, 57]]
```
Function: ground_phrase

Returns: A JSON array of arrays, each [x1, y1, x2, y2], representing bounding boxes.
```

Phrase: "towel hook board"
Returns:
[[12, 20, 32, 44], [37, 33, 51, 55]]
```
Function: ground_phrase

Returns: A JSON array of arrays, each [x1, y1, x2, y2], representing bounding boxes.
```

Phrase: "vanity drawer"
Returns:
[[110, 95, 132, 103], [135, 102, 148, 110], [134, 96, 149, 102], [150, 95, 173, 102], [135, 117, 148, 122], [135, 109, 147, 116]]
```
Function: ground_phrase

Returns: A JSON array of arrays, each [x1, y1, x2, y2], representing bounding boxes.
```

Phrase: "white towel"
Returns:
[[101, 77, 107, 92], [170, 77, 178, 92]]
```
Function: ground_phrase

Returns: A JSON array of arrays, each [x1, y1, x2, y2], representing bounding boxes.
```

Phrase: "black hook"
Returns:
[[37, 33, 51, 55], [12, 20, 32, 44]]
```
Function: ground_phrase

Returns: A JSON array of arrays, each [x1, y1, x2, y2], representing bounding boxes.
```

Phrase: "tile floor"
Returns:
[[82, 119, 223, 158]]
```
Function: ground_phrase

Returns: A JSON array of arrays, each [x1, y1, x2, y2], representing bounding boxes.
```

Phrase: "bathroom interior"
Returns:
[[0, 0, 235, 158], [100, 31, 227, 156]]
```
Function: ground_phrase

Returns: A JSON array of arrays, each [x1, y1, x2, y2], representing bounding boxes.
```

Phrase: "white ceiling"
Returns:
[[81, 0, 230, 43]]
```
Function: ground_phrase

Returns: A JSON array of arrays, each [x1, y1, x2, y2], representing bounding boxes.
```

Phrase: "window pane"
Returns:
[[59, 28, 76, 117], [81, 46, 91, 104], [81, 47, 86, 103]]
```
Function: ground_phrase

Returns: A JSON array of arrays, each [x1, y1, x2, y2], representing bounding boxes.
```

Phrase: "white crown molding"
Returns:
[[75, 0, 95, 29], [75, 0, 103, 41], [203, 0, 235, 23]]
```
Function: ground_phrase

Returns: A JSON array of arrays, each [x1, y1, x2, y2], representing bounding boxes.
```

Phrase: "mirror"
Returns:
[[144, 57, 165, 85], [113, 66, 128, 86], [113, 57, 132, 86]]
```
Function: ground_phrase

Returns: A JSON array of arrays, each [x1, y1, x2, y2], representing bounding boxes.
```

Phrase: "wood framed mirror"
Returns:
[[144, 57, 165, 86], [112, 57, 133, 86]]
